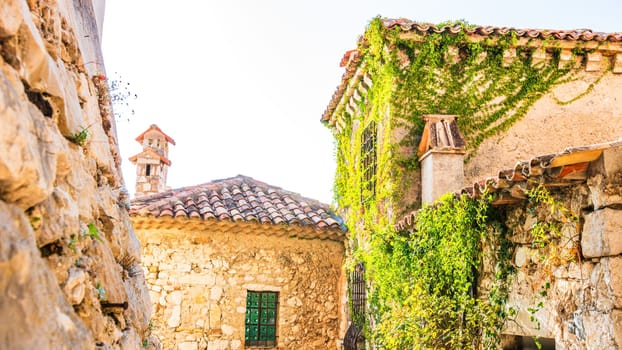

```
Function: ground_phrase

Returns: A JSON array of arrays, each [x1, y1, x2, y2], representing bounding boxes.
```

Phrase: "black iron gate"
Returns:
[[344, 323, 364, 350], [344, 263, 366, 350]]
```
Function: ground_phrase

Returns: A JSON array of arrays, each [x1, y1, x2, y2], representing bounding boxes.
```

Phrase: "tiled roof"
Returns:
[[381, 18, 622, 42], [396, 139, 622, 231], [323, 51, 362, 123], [128, 149, 171, 166], [339, 49, 359, 67], [130, 175, 346, 241], [321, 18, 622, 123], [135, 124, 176, 145]]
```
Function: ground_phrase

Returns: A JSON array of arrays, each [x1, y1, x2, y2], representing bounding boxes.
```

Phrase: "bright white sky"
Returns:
[[101, 0, 621, 204]]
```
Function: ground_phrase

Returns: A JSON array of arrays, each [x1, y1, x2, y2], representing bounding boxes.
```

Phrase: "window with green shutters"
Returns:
[[245, 291, 278, 347]]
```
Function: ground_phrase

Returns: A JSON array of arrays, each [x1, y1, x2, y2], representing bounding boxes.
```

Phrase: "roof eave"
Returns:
[[130, 216, 347, 242]]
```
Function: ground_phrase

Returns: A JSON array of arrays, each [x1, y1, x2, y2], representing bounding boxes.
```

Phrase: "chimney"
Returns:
[[418, 115, 466, 205], [128, 124, 176, 197]]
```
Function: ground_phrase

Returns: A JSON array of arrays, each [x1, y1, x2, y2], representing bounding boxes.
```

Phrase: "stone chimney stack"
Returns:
[[418, 115, 466, 205], [129, 124, 175, 197]]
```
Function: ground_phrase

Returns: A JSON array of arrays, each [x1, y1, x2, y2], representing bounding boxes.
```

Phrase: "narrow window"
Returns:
[[360, 121, 377, 203], [502, 335, 555, 350], [145, 164, 151, 176], [245, 291, 278, 347], [351, 262, 366, 321]]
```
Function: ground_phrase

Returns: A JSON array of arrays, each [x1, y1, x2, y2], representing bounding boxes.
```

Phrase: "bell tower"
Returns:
[[129, 124, 176, 197]]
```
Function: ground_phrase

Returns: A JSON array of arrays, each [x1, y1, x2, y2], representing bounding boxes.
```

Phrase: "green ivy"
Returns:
[[329, 17, 604, 349], [362, 193, 512, 349], [330, 18, 594, 229], [526, 184, 579, 269], [386, 24, 574, 161]]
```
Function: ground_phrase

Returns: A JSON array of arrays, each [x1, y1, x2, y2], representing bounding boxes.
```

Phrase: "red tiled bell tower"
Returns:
[[129, 124, 175, 197]]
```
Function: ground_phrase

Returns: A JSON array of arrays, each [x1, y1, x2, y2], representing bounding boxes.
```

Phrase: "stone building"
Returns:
[[0, 1, 154, 349], [398, 140, 622, 349], [322, 17, 622, 349], [130, 174, 347, 350]]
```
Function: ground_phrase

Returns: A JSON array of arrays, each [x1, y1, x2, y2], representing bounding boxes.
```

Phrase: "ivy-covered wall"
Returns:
[[371, 159, 622, 349], [330, 18, 622, 225], [325, 17, 622, 349]]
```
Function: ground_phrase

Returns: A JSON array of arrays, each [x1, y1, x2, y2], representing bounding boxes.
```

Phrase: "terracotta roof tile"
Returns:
[[135, 124, 176, 145], [130, 175, 345, 237], [381, 19, 622, 42], [322, 18, 622, 123], [396, 139, 622, 231], [418, 115, 466, 157], [128, 149, 172, 166]]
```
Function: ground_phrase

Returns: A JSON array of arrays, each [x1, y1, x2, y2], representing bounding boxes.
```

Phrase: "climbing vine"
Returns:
[[361, 193, 513, 349], [525, 183, 580, 276], [385, 21, 576, 161], [349, 185, 578, 349], [331, 17, 598, 349], [331, 17, 594, 231]]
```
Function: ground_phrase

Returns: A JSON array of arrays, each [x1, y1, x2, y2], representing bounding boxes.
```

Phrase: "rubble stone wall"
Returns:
[[0, 1, 153, 349], [483, 147, 622, 349], [137, 226, 346, 350]]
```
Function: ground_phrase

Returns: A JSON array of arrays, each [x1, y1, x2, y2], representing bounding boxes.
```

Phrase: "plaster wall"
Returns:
[[137, 227, 346, 350], [389, 61, 622, 214], [420, 151, 465, 205], [466, 71, 622, 185]]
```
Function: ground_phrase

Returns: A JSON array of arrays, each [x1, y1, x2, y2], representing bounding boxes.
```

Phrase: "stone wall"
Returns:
[[483, 147, 622, 349], [137, 226, 346, 350], [0, 1, 153, 349]]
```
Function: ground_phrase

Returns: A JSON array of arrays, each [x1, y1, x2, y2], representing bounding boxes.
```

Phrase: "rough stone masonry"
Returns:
[[0, 1, 154, 349]]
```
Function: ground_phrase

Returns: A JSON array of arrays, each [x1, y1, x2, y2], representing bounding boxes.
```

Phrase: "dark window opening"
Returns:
[[245, 291, 278, 347], [360, 121, 377, 204], [502, 335, 555, 350], [145, 164, 151, 176]]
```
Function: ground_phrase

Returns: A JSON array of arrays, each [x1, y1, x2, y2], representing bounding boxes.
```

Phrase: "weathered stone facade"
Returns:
[[0, 1, 154, 349], [487, 145, 622, 349], [323, 18, 622, 349], [138, 227, 345, 350], [130, 176, 347, 349]]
